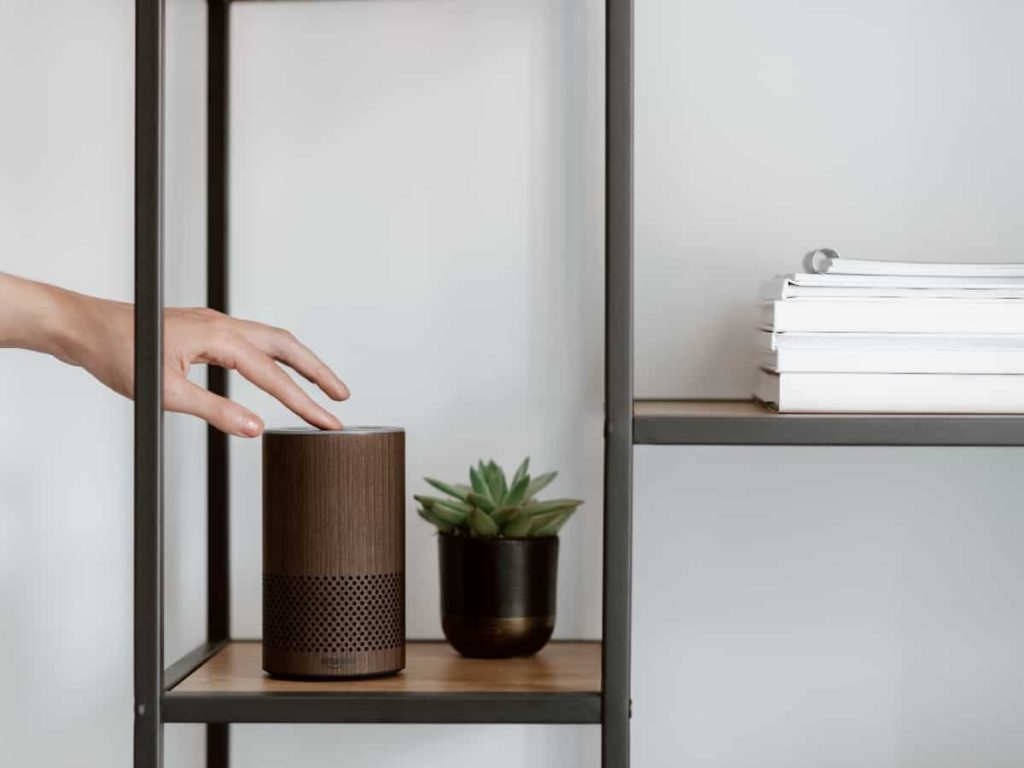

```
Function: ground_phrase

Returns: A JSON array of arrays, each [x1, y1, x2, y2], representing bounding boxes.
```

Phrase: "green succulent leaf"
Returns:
[[415, 495, 471, 528], [495, 463, 508, 500], [435, 497, 472, 513], [466, 492, 495, 514], [417, 506, 453, 534], [467, 507, 500, 537], [525, 471, 557, 500], [503, 473, 531, 507], [530, 507, 577, 537], [425, 477, 470, 503], [469, 465, 489, 498], [511, 457, 531, 487], [484, 461, 507, 504], [432, 499, 470, 525], [502, 513, 533, 538], [522, 498, 583, 517], [419, 459, 582, 538], [491, 506, 522, 526]]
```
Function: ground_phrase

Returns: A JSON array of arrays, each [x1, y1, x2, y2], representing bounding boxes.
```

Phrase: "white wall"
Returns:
[[0, 1, 209, 765], [221, 2, 603, 763], [636, 0, 1024, 397], [633, 446, 1024, 768], [0, 3, 134, 766], [163, 0, 210, 765], [632, 1, 1024, 767], [2, 1, 1024, 767], [226, 0, 605, 646]]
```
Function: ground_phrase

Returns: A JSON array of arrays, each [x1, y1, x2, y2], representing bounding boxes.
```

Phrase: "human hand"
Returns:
[[0, 274, 347, 437]]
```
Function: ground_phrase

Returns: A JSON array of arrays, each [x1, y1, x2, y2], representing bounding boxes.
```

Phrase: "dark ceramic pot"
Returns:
[[438, 534, 558, 658]]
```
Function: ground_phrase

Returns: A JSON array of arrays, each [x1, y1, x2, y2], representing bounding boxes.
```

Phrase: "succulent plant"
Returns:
[[415, 458, 582, 538]]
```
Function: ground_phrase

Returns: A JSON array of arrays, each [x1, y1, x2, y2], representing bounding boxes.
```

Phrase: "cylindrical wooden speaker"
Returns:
[[262, 427, 405, 679]]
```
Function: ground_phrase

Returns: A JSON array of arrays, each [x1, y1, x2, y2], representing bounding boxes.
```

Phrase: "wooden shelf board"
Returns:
[[634, 399, 1024, 446], [162, 640, 602, 724], [174, 640, 600, 694]]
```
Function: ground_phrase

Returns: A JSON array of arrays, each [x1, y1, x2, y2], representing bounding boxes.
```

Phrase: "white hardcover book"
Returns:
[[760, 348, 1024, 374], [788, 273, 1024, 288], [761, 278, 1024, 300], [754, 369, 1024, 413], [756, 330, 1024, 352], [762, 299, 1024, 334], [805, 248, 1024, 278], [755, 329, 1024, 372]]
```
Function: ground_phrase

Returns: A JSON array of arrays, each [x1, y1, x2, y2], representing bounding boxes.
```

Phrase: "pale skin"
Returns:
[[0, 272, 347, 436]]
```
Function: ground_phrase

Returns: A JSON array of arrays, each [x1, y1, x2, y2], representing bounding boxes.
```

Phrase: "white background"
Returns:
[[1, 1, 1023, 766]]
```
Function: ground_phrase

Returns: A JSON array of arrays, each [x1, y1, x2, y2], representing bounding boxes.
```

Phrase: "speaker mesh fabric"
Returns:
[[263, 572, 404, 654]]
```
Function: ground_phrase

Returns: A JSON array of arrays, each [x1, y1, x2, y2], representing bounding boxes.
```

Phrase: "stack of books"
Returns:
[[754, 248, 1024, 413]]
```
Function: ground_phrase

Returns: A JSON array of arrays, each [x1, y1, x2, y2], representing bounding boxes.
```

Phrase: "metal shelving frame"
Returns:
[[133, 0, 1024, 765], [133, 0, 633, 765]]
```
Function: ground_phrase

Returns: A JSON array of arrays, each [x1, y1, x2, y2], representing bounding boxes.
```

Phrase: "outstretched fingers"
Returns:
[[238, 321, 350, 401], [232, 340, 343, 430], [166, 377, 264, 437]]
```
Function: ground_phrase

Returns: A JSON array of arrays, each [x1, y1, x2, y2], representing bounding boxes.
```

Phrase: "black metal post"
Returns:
[[206, 0, 230, 644], [207, 2, 231, 766], [134, 1, 165, 766], [603, 0, 634, 765]]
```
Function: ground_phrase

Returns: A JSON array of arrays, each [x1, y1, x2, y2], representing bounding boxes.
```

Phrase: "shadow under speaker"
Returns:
[[262, 427, 406, 679]]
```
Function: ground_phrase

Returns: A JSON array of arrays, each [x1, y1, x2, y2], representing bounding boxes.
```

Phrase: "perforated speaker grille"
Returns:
[[263, 572, 404, 654]]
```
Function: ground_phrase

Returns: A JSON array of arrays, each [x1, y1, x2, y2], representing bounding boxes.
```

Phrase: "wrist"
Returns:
[[0, 273, 96, 366], [44, 287, 95, 367]]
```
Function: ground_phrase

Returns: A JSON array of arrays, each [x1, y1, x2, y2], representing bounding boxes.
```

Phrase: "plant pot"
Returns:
[[438, 534, 558, 658]]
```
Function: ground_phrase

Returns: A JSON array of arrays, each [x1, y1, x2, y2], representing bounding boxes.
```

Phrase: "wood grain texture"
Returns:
[[174, 641, 601, 694], [263, 428, 405, 678], [263, 428, 405, 576]]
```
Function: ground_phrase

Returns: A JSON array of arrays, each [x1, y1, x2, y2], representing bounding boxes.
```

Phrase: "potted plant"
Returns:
[[415, 458, 583, 658]]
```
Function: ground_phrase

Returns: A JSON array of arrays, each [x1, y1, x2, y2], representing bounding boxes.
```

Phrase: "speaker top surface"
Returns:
[[264, 426, 404, 435]]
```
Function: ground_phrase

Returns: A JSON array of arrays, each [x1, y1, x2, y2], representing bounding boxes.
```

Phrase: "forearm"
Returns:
[[1, 271, 346, 435], [0, 272, 90, 364]]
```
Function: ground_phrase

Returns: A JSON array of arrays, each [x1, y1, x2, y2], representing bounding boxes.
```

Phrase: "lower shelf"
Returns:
[[163, 640, 601, 724]]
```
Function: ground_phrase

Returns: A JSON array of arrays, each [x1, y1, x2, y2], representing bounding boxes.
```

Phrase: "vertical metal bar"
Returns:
[[207, 2, 231, 766], [206, 0, 230, 653], [603, 0, 634, 765], [206, 723, 230, 768], [135, 0, 165, 766]]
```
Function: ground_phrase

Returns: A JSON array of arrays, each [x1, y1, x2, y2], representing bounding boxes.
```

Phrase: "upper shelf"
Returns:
[[163, 640, 601, 725], [634, 400, 1024, 447]]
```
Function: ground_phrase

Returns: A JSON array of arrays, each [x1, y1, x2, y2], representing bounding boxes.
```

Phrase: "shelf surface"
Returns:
[[634, 399, 1024, 446], [163, 640, 601, 724]]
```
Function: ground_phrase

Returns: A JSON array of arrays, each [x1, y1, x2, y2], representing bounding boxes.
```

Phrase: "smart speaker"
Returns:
[[262, 427, 405, 679]]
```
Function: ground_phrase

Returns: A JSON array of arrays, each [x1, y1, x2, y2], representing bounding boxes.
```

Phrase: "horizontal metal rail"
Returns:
[[163, 640, 229, 693], [634, 403, 1024, 447], [162, 691, 602, 724]]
